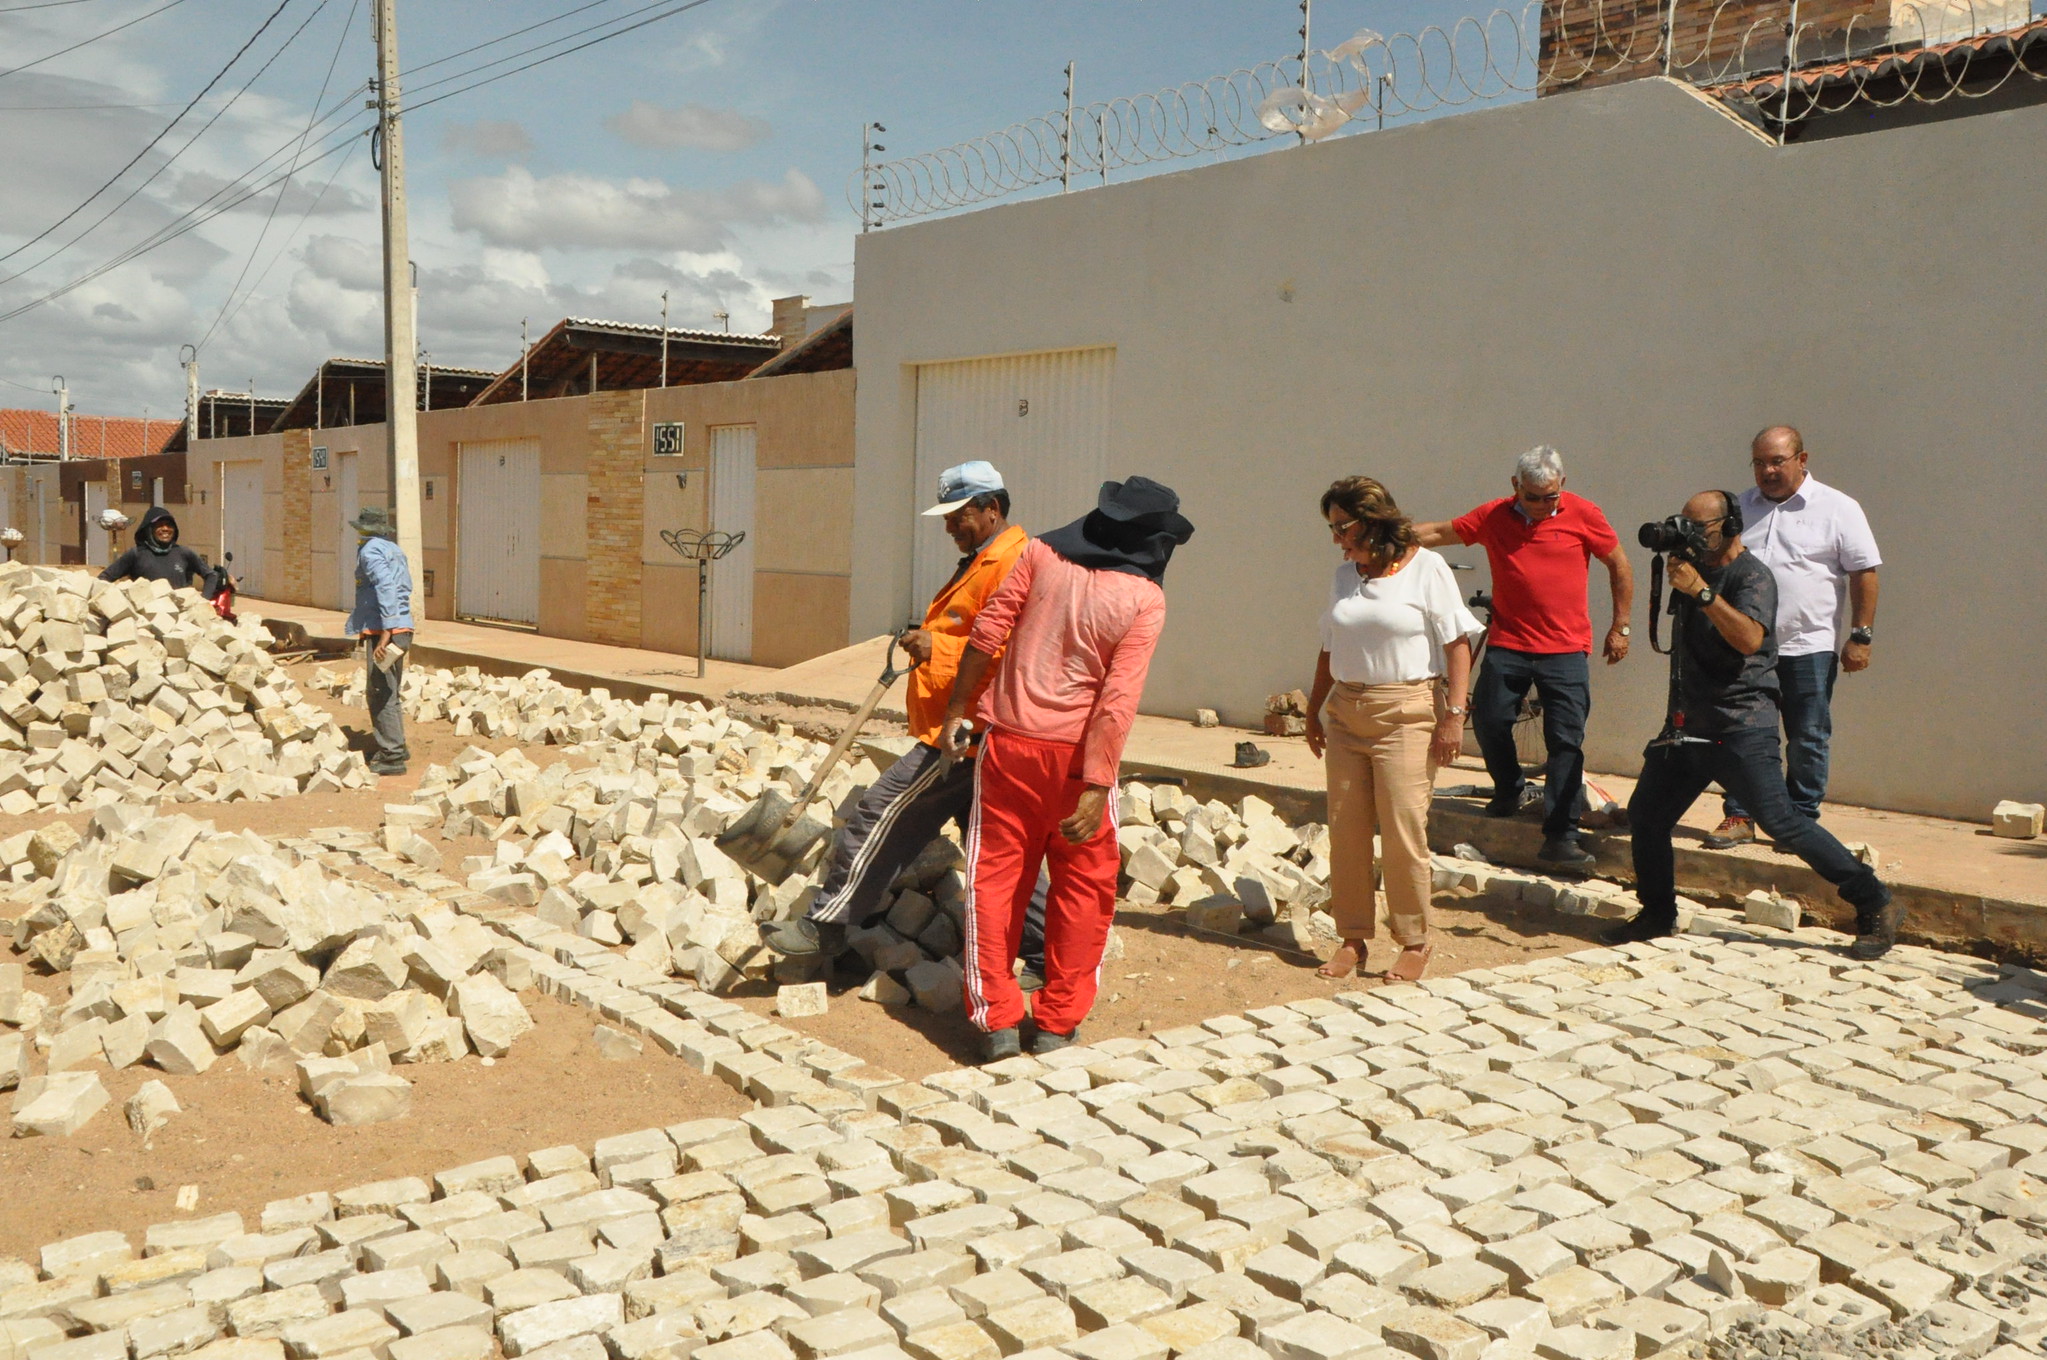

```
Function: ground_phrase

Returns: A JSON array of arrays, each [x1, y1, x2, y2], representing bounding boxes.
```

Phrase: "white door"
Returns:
[[708, 424, 757, 662], [334, 452, 359, 609], [84, 482, 109, 566], [151, 477, 164, 507], [910, 347, 1114, 607], [220, 461, 266, 597], [457, 438, 540, 625]]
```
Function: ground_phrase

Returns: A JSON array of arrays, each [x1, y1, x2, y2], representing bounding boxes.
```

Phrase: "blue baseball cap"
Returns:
[[922, 460, 1006, 516]]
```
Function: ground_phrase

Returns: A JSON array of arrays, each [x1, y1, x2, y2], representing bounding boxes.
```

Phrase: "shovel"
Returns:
[[716, 631, 917, 884]]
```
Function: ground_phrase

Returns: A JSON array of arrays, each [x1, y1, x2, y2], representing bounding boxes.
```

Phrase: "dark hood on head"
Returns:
[[137, 505, 179, 555]]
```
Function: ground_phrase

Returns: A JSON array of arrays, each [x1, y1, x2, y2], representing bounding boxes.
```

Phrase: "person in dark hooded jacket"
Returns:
[[100, 507, 214, 591]]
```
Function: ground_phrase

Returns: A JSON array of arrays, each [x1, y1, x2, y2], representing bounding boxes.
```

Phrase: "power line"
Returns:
[[0, 0, 193, 82], [402, 0, 617, 77], [0, 0, 300, 267], [196, 0, 360, 353], [0, 0, 114, 12], [0, 101, 184, 111], [0, 126, 368, 325], [205, 135, 361, 344], [408, 0, 721, 114], [0, 0, 340, 289]]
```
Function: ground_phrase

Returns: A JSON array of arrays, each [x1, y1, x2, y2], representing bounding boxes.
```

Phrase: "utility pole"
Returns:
[[248, 380, 255, 436], [520, 318, 530, 400], [179, 345, 199, 445], [375, 0, 424, 600], [51, 377, 69, 461], [860, 123, 885, 232], [659, 291, 669, 387]]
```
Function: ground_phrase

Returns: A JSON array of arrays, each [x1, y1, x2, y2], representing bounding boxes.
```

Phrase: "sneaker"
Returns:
[[368, 761, 408, 777], [1231, 742, 1271, 769], [1017, 966, 1046, 994], [1599, 913, 1676, 946], [1848, 893, 1904, 961], [1702, 816, 1755, 850], [1537, 838, 1597, 871], [761, 918, 846, 958], [981, 1027, 1021, 1063], [1032, 1026, 1076, 1054], [1482, 794, 1522, 819]]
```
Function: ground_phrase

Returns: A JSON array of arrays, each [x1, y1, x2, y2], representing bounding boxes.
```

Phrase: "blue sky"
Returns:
[[0, 0, 1517, 417]]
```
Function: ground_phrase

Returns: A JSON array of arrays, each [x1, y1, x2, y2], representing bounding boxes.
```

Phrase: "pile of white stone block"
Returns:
[[1114, 785, 1338, 949], [2, 807, 538, 1134], [0, 563, 373, 815]]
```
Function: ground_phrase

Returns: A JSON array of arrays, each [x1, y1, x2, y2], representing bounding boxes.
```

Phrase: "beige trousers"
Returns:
[[1322, 679, 1438, 946]]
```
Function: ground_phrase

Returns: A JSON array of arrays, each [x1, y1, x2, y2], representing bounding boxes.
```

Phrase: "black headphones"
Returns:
[[1717, 490, 1744, 538]]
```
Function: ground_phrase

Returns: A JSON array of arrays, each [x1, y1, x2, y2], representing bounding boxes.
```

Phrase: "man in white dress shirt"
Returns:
[[1705, 425, 1881, 847]]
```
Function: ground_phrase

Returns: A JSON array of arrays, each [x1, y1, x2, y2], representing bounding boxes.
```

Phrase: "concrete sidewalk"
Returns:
[[251, 600, 2047, 956]]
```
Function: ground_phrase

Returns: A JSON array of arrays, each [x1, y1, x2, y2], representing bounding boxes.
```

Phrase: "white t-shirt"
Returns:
[[1738, 475, 1881, 658], [1320, 548, 1484, 685]]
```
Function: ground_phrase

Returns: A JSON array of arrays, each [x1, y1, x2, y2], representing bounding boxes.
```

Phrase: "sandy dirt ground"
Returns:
[[2, 657, 1599, 1260], [726, 889, 1601, 1079], [0, 996, 749, 1263]]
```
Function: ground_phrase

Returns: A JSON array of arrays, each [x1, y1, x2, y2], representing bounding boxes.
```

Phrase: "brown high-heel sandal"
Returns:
[[1318, 940, 1368, 979], [1386, 942, 1433, 983]]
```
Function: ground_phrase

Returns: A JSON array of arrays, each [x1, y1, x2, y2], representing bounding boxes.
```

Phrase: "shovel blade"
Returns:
[[716, 788, 834, 885]]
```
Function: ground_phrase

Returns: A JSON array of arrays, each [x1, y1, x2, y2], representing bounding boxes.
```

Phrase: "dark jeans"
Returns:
[[810, 741, 1046, 975], [363, 638, 408, 764], [1630, 725, 1887, 930], [1724, 651, 1838, 822], [1473, 647, 1590, 842]]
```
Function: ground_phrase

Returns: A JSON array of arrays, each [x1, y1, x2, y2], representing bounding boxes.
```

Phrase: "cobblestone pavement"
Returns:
[[12, 924, 2047, 1360]]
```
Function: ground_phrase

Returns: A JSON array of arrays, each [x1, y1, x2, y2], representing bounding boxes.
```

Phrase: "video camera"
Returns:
[[1637, 515, 1711, 564]]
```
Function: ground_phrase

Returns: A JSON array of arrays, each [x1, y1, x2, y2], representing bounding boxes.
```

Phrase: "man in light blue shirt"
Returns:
[[344, 506, 415, 776]]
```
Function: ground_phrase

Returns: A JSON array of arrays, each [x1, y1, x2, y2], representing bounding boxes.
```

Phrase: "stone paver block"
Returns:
[[1376, 1305, 1489, 1360], [496, 1294, 623, 1357], [386, 1328, 495, 1360], [981, 1295, 1078, 1354], [1053, 1322, 1167, 1360], [279, 1309, 399, 1359], [1523, 1267, 1624, 1327]]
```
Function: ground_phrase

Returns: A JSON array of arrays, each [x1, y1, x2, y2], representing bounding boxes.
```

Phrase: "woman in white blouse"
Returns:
[[1305, 476, 1481, 983]]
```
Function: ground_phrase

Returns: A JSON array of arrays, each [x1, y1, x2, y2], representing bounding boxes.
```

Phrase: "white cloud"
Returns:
[[300, 234, 382, 291], [446, 166, 825, 254], [604, 100, 770, 152], [442, 120, 534, 159]]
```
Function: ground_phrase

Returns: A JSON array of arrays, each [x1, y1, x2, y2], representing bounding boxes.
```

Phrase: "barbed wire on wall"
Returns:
[[852, 0, 2047, 227]]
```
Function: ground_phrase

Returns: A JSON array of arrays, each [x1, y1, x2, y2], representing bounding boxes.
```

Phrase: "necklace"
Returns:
[[1357, 551, 1411, 582]]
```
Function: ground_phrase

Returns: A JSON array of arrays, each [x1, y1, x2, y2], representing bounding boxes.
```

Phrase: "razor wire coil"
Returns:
[[854, 0, 2046, 226]]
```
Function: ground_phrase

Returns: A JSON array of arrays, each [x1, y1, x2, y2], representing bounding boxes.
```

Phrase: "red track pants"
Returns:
[[963, 729, 1120, 1036]]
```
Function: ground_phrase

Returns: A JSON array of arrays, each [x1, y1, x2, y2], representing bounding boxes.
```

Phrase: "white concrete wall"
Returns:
[[851, 77, 2047, 820]]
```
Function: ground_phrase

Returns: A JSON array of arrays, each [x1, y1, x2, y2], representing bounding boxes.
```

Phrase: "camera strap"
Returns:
[[1647, 554, 1673, 655]]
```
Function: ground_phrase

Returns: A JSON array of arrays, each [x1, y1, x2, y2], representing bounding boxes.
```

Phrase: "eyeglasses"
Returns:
[[1326, 517, 1359, 538], [1751, 455, 1800, 471], [1517, 490, 1563, 503]]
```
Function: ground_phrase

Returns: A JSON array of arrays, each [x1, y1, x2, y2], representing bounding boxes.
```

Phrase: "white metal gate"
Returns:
[[334, 452, 359, 610], [910, 347, 1114, 607], [457, 438, 540, 626], [220, 461, 266, 597], [708, 424, 757, 662], [84, 483, 109, 566]]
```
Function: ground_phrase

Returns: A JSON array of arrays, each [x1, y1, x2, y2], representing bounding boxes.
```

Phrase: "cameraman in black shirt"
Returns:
[[1606, 491, 1901, 958]]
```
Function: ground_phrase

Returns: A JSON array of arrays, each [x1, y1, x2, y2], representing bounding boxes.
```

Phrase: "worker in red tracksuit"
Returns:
[[940, 477, 1194, 1062]]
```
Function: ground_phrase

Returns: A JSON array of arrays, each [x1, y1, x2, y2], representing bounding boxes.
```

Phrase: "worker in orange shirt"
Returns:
[[765, 462, 1046, 975]]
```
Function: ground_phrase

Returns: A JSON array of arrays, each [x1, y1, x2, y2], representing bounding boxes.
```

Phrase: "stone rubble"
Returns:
[[3, 810, 540, 1132], [0, 563, 374, 818], [6, 931, 2047, 1360]]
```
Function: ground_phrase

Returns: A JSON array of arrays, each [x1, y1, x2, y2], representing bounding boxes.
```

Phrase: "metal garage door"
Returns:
[[458, 439, 540, 626], [708, 424, 757, 662], [84, 483, 109, 567], [220, 461, 266, 598], [910, 347, 1114, 608], [333, 452, 359, 609]]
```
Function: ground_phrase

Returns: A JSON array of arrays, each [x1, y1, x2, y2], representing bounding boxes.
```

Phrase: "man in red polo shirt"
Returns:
[[1417, 446, 1633, 868]]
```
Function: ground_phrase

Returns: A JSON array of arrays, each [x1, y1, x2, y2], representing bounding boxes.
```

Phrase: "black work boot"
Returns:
[[1032, 1026, 1077, 1054], [1600, 912, 1676, 947], [761, 917, 846, 958], [1848, 891, 1903, 961], [981, 1028, 1021, 1063], [1538, 838, 1597, 871]]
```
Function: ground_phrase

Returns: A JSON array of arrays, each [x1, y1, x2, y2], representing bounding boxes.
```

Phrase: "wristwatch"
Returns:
[[1444, 705, 1467, 717], [1614, 625, 1631, 637], [1695, 586, 1716, 607], [1849, 626, 1874, 645]]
